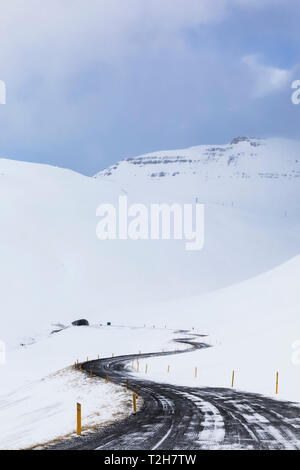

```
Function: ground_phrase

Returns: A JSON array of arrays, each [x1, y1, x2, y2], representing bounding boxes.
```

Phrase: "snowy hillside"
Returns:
[[0, 137, 299, 348], [133, 254, 300, 402]]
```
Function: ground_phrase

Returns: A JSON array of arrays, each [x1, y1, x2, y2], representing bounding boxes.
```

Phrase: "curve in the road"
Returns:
[[48, 336, 300, 450]]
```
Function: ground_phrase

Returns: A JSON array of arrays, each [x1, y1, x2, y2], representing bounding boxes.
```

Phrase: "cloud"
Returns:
[[0, 0, 298, 173], [242, 55, 292, 98], [0, 1, 286, 73], [0, 1, 232, 139]]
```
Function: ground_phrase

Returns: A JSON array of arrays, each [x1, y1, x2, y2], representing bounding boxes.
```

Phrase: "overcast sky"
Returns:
[[0, 0, 299, 175]]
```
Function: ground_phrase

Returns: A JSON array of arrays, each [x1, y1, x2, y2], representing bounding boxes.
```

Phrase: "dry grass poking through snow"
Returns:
[[0, 366, 141, 450]]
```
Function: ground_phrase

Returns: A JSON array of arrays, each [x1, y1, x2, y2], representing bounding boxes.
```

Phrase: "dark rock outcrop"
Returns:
[[72, 319, 89, 327]]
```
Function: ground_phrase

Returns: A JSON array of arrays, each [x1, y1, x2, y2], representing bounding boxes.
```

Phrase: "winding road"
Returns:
[[49, 334, 300, 450]]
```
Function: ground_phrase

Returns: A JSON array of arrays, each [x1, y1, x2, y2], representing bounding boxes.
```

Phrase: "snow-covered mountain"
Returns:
[[96, 136, 300, 215], [0, 137, 299, 346], [97, 137, 300, 181]]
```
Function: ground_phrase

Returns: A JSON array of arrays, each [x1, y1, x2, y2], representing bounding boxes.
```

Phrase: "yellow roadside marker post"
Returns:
[[276, 371, 279, 395], [145, 364, 148, 374], [167, 365, 170, 373], [136, 386, 139, 397], [79, 365, 82, 371], [77, 403, 81, 436], [231, 370, 235, 388], [106, 375, 109, 383], [195, 366, 197, 378], [133, 394, 137, 413], [90, 370, 93, 377]]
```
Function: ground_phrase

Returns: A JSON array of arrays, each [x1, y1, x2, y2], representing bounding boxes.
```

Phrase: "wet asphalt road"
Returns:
[[49, 336, 300, 450]]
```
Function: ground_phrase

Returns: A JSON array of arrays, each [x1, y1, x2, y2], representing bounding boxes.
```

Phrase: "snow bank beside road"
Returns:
[[0, 367, 136, 450], [0, 325, 180, 449]]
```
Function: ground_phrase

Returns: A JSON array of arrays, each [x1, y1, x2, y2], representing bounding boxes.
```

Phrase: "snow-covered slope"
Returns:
[[134, 254, 300, 402], [0, 137, 299, 347]]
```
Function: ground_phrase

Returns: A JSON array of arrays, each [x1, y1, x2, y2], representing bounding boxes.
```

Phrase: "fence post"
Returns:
[[77, 403, 81, 435]]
